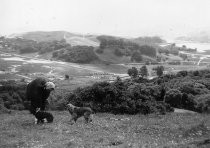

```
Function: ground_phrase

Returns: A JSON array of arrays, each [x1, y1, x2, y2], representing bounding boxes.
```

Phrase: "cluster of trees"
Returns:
[[133, 36, 166, 45], [37, 39, 69, 54], [127, 65, 164, 79], [52, 45, 99, 63], [158, 46, 179, 56], [127, 66, 149, 78], [96, 35, 157, 59], [1, 37, 100, 64]]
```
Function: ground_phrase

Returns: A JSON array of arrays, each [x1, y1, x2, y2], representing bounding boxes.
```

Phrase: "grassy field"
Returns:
[[0, 111, 210, 148]]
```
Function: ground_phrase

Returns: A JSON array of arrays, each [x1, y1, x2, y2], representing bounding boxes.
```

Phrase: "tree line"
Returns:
[[96, 35, 157, 61], [52, 46, 99, 63]]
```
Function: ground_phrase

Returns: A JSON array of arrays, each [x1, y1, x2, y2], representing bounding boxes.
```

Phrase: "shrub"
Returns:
[[164, 89, 182, 108], [127, 67, 138, 78], [114, 48, 124, 57], [65, 74, 69, 80], [195, 94, 210, 113], [177, 70, 188, 77], [181, 93, 197, 111], [65, 80, 173, 115], [131, 51, 142, 62], [53, 46, 99, 63], [139, 65, 148, 78], [95, 48, 104, 54]]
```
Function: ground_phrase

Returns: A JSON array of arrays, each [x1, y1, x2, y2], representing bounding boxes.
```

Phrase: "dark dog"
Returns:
[[66, 103, 94, 124], [34, 108, 54, 124]]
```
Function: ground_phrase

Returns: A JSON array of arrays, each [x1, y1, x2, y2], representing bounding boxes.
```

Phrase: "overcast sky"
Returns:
[[1, 0, 210, 39]]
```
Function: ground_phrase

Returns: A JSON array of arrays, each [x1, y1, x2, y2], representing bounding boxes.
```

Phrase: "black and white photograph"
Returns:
[[0, 0, 210, 147]]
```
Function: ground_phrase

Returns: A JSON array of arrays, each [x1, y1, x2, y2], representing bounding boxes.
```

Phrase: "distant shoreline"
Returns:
[[160, 40, 210, 54]]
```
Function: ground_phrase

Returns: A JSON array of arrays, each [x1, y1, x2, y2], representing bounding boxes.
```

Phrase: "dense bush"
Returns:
[[195, 94, 210, 113], [53, 46, 99, 63], [97, 35, 157, 58], [95, 47, 104, 54], [164, 89, 182, 108], [0, 81, 27, 110], [19, 46, 38, 53], [127, 67, 138, 78], [131, 51, 142, 62], [65, 79, 173, 115], [138, 45, 156, 57], [114, 48, 124, 57]]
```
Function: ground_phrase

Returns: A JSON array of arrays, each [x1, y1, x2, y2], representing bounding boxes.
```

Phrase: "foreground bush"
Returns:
[[0, 81, 27, 110], [65, 79, 174, 115]]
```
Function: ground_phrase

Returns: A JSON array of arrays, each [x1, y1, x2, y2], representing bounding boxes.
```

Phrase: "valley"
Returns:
[[1, 32, 210, 148]]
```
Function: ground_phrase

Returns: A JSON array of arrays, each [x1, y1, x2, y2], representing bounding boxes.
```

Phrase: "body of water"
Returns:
[[175, 41, 210, 53]]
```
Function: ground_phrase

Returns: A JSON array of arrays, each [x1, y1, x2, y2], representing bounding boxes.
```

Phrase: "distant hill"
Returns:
[[64, 35, 99, 47], [176, 31, 210, 43], [11, 31, 100, 47], [3, 31, 169, 64], [15, 31, 74, 42], [131, 36, 166, 45]]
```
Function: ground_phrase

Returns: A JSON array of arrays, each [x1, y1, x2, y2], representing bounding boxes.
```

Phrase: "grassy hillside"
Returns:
[[2, 32, 198, 65], [95, 47, 157, 64], [19, 31, 73, 42], [95, 47, 131, 64], [15, 31, 100, 47], [0, 111, 210, 148], [3, 32, 173, 64], [65, 36, 99, 47]]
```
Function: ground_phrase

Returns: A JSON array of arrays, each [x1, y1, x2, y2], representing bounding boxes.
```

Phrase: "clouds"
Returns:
[[1, 0, 210, 39]]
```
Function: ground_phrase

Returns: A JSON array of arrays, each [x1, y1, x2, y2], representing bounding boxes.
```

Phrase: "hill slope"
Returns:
[[4, 32, 172, 64], [12, 31, 99, 47]]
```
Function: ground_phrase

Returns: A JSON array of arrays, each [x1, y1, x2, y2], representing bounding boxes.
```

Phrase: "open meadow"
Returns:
[[0, 111, 210, 148]]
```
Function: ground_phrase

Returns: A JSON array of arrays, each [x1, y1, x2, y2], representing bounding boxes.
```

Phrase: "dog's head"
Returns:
[[66, 103, 76, 112], [45, 82, 55, 91]]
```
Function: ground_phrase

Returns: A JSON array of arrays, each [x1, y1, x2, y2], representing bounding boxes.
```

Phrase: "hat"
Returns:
[[45, 82, 55, 90]]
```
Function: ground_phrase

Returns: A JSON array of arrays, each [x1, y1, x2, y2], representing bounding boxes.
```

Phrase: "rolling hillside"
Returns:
[[3, 31, 173, 64], [11, 31, 99, 47], [64, 36, 99, 47]]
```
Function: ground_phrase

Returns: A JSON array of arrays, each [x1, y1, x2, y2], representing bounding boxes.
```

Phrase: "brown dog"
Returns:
[[66, 103, 94, 124]]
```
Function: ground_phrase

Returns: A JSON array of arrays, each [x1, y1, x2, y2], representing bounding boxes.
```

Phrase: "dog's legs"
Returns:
[[89, 114, 93, 123], [84, 112, 91, 123], [70, 113, 78, 125]]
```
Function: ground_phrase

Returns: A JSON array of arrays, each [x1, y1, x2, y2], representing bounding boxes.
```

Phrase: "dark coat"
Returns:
[[26, 77, 51, 114]]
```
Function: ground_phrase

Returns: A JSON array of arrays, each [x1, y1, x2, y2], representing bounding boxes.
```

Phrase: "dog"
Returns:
[[66, 103, 94, 124], [34, 108, 54, 124]]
